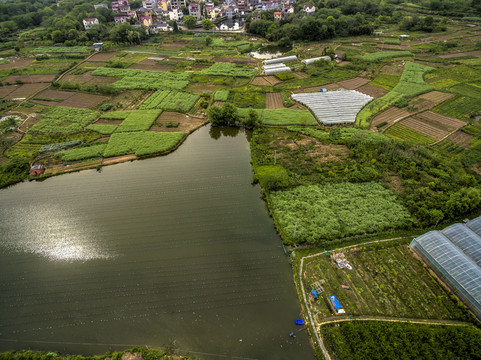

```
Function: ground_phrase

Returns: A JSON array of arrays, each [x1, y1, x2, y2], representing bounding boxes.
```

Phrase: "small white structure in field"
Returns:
[[291, 90, 373, 124], [263, 55, 297, 65], [262, 62, 291, 75], [302, 56, 331, 65]]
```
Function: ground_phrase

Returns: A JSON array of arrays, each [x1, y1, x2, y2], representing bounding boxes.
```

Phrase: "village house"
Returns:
[[282, 3, 294, 15], [29, 164, 45, 176], [169, 7, 183, 21], [82, 18, 99, 30], [150, 21, 173, 32], [140, 15, 153, 26], [236, 0, 249, 15], [158, 0, 169, 11], [112, 0, 131, 14], [170, 0, 186, 9], [274, 11, 282, 20], [189, 3, 202, 19], [142, 0, 157, 10], [114, 16, 128, 24], [303, 3, 315, 15]]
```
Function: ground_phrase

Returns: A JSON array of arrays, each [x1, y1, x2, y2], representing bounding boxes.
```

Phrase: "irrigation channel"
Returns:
[[0, 125, 314, 360]]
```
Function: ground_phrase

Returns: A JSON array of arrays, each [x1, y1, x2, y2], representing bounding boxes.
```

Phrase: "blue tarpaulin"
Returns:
[[311, 290, 318, 299], [329, 295, 342, 309]]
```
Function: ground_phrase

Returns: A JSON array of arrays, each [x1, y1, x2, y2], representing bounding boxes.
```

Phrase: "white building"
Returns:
[[82, 17, 99, 30], [189, 3, 201, 19], [169, 8, 183, 21]]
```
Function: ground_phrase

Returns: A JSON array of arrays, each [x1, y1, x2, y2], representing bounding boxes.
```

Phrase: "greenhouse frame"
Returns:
[[410, 216, 481, 320], [291, 90, 373, 124]]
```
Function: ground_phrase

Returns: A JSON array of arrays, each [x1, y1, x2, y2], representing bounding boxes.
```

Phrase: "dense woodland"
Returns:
[[321, 321, 481, 360]]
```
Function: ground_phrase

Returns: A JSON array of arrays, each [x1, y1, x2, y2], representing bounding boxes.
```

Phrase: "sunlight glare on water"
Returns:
[[1, 204, 113, 262]]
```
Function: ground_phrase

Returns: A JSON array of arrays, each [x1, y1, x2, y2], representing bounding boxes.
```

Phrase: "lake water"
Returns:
[[0, 125, 314, 359]]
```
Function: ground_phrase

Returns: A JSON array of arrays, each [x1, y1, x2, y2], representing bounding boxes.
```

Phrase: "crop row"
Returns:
[[39, 140, 82, 154], [201, 63, 257, 78], [237, 108, 317, 126], [61, 144, 107, 161], [356, 62, 434, 128], [384, 123, 435, 144], [92, 67, 190, 90], [116, 109, 161, 132], [103, 131, 185, 157], [139, 90, 199, 113], [360, 50, 412, 61], [29, 107, 100, 134], [214, 90, 229, 102], [34, 46, 91, 54]]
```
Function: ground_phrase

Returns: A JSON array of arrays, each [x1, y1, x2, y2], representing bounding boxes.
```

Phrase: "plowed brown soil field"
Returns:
[[337, 77, 370, 90], [266, 92, 283, 109]]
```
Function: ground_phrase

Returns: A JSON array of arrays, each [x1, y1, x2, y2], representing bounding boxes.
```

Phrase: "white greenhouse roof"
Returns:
[[410, 216, 481, 316], [291, 90, 373, 124]]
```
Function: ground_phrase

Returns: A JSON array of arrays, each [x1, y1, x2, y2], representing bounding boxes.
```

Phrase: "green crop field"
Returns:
[[34, 46, 91, 54], [303, 243, 469, 320], [86, 124, 118, 135], [61, 144, 107, 161], [434, 95, 481, 121], [369, 74, 401, 90], [115, 110, 162, 132], [214, 90, 229, 101], [139, 90, 199, 113], [321, 321, 481, 360], [270, 182, 411, 244], [233, 91, 265, 108], [384, 123, 436, 144], [238, 108, 318, 126], [92, 67, 190, 90], [103, 131, 185, 157], [4, 141, 42, 161], [360, 50, 412, 61], [100, 111, 130, 120], [201, 62, 257, 78], [29, 107, 100, 134], [356, 62, 434, 128]]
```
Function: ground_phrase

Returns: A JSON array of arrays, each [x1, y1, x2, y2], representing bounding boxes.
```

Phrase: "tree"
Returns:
[[202, 18, 214, 30], [207, 103, 239, 127], [205, 35, 212, 46], [183, 15, 197, 29], [244, 108, 260, 129]]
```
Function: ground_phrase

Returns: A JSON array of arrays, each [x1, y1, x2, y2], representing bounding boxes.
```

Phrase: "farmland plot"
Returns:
[[357, 84, 388, 98], [303, 244, 467, 321], [201, 62, 257, 78], [399, 117, 451, 140], [266, 93, 283, 109], [3, 83, 46, 99], [29, 107, 100, 134], [237, 108, 317, 126], [115, 109, 162, 132], [92, 67, 190, 90], [384, 123, 435, 144], [103, 131, 185, 157], [336, 77, 370, 90], [139, 90, 199, 113], [445, 131, 475, 148], [32, 90, 108, 108]]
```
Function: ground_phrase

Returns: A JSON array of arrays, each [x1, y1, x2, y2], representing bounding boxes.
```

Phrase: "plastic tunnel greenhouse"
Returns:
[[410, 216, 481, 319]]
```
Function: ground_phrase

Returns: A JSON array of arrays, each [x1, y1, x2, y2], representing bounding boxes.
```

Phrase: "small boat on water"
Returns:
[[295, 319, 305, 325]]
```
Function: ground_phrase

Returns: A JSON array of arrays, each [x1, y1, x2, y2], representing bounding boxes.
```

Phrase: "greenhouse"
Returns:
[[291, 90, 373, 124], [410, 216, 481, 319], [263, 55, 297, 65], [301, 56, 331, 65]]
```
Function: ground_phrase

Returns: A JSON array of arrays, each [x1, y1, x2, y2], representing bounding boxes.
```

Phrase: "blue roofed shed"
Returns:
[[329, 295, 345, 314]]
